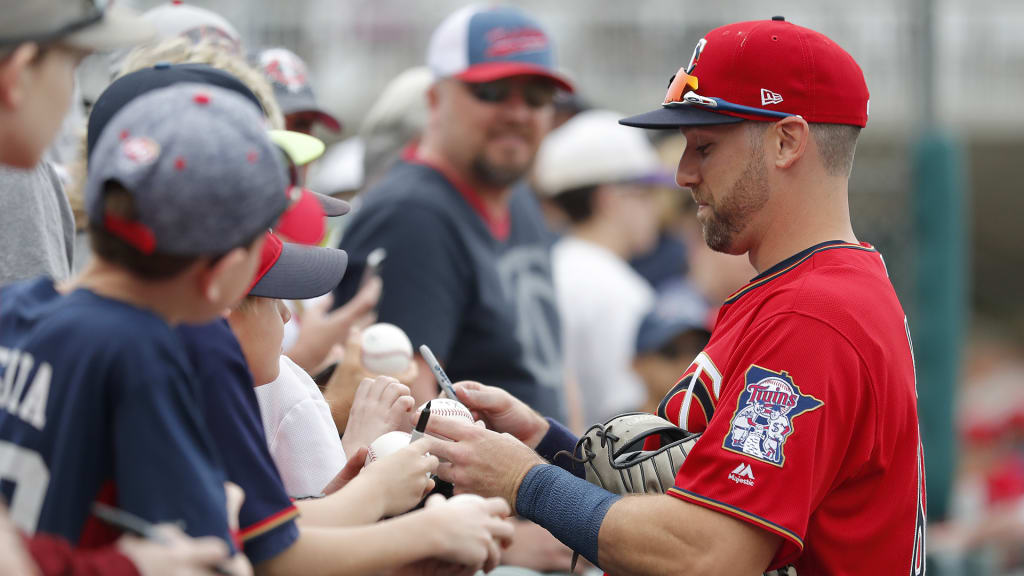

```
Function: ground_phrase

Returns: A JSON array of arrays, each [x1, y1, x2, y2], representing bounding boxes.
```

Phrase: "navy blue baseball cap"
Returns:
[[427, 4, 573, 92], [86, 83, 288, 256], [88, 63, 263, 159]]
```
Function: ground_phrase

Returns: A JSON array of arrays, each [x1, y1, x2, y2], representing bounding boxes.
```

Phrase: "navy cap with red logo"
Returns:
[[620, 17, 869, 129]]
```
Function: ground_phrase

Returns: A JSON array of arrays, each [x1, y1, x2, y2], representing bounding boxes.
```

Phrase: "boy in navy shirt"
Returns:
[[0, 82, 288, 574]]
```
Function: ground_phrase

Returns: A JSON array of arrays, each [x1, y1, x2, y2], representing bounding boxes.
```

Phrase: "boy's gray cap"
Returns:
[[0, 0, 155, 51], [86, 83, 289, 256]]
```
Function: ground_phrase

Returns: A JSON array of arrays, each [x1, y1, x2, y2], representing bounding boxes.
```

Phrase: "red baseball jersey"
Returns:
[[658, 241, 926, 574]]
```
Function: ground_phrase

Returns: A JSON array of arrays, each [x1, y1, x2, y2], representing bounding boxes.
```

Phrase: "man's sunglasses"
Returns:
[[463, 79, 557, 109], [0, 0, 108, 48], [662, 66, 798, 120]]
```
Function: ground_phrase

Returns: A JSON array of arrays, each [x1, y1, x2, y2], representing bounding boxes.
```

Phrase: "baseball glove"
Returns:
[[561, 412, 699, 495]]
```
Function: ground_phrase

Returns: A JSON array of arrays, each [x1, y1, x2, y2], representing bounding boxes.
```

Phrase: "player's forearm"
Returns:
[[255, 519, 443, 576], [294, 476, 385, 528], [597, 496, 778, 576], [596, 497, 712, 576], [516, 465, 773, 576]]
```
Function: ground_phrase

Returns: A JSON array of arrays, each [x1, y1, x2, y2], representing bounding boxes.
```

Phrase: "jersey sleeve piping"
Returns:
[[238, 505, 300, 542], [667, 487, 802, 564]]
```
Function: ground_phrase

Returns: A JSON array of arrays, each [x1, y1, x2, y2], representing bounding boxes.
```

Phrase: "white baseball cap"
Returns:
[[141, 1, 242, 54], [534, 109, 668, 197]]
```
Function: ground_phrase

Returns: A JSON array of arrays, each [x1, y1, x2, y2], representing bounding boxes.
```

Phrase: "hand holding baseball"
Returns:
[[421, 494, 513, 573], [450, 381, 550, 448], [357, 436, 438, 518], [422, 416, 545, 508], [341, 375, 416, 457]]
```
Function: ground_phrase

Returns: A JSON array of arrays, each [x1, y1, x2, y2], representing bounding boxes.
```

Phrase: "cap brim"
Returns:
[[275, 91, 343, 132], [268, 130, 326, 166], [250, 242, 348, 300], [313, 191, 350, 217], [63, 5, 157, 52], [619, 105, 745, 129], [456, 62, 574, 93]]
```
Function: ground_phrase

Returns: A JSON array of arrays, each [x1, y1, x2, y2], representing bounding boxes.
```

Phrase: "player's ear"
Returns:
[[0, 44, 39, 109], [771, 116, 809, 170]]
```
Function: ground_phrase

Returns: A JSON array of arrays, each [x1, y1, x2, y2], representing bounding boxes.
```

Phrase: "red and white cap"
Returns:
[[621, 17, 869, 129], [427, 4, 573, 92]]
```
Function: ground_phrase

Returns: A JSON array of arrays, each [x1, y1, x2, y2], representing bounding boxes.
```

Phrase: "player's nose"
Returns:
[[676, 146, 700, 189]]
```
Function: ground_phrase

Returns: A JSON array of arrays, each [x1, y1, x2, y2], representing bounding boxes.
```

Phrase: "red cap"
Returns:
[[621, 17, 870, 128], [274, 187, 326, 245]]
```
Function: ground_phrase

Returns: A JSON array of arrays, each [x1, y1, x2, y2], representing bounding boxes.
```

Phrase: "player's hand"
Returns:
[[355, 440, 438, 517], [450, 381, 550, 449], [341, 376, 416, 457], [422, 494, 513, 573], [285, 277, 381, 374], [422, 416, 545, 508], [500, 519, 576, 571], [117, 524, 248, 576]]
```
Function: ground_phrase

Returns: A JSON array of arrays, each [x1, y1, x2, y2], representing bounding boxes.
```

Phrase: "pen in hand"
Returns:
[[418, 345, 458, 400], [410, 400, 430, 443]]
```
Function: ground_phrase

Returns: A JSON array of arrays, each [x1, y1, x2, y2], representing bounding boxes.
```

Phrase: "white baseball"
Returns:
[[361, 323, 413, 376], [364, 430, 412, 466], [418, 398, 474, 423]]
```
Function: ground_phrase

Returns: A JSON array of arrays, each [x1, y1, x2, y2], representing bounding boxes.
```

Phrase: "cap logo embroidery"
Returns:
[[686, 38, 707, 74], [760, 89, 784, 106], [262, 51, 309, 93], [484, 28, 548, 58], [121, 137, 160, 166]]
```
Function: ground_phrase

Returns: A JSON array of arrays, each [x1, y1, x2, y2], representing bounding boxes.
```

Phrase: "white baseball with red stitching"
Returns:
[[364, 430, 412, 466], [361, 323, 413, 376], [418, 398, 474, 423]]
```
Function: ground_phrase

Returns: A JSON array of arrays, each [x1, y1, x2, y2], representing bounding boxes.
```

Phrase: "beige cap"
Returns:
[[0, 0, 155, 52], [534, 109, 666, 197]]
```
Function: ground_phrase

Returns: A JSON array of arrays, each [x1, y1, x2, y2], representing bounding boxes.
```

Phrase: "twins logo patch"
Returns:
[[723, 365, 823, 467]]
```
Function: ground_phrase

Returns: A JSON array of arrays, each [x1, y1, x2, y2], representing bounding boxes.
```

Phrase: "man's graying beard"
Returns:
[[472, 157, 530, 189]]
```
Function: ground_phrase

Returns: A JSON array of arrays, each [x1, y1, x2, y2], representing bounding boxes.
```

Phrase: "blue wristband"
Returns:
[[516, 464, 620, 568], [535, 417, 585, 478]]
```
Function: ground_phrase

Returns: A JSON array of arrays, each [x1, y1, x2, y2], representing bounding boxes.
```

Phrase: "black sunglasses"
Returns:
[[0, 0, 108, 48], [463, 79, 557, 109]]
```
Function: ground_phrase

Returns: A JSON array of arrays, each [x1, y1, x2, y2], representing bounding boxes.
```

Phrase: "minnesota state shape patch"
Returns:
[[723, 365, 823, 467]]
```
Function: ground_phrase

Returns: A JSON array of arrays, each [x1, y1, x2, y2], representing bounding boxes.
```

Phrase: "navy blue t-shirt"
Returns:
[[0, 278, 231, 547], [177, 320, 299, 565], [336, 161, 565, 420]]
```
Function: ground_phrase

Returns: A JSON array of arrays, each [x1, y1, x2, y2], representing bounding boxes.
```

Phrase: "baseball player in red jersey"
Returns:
[[422, 16, 927, 576]]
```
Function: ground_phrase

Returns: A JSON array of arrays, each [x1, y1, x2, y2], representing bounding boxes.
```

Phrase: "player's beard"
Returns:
[[697, 150, 769, 254]]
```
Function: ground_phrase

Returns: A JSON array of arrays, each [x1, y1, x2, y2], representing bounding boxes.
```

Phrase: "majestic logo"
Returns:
[[723, 366, 823, 466], [686, 38, 707, 74], [728, 463, 755, 486], [760, 89, 784, 106]]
